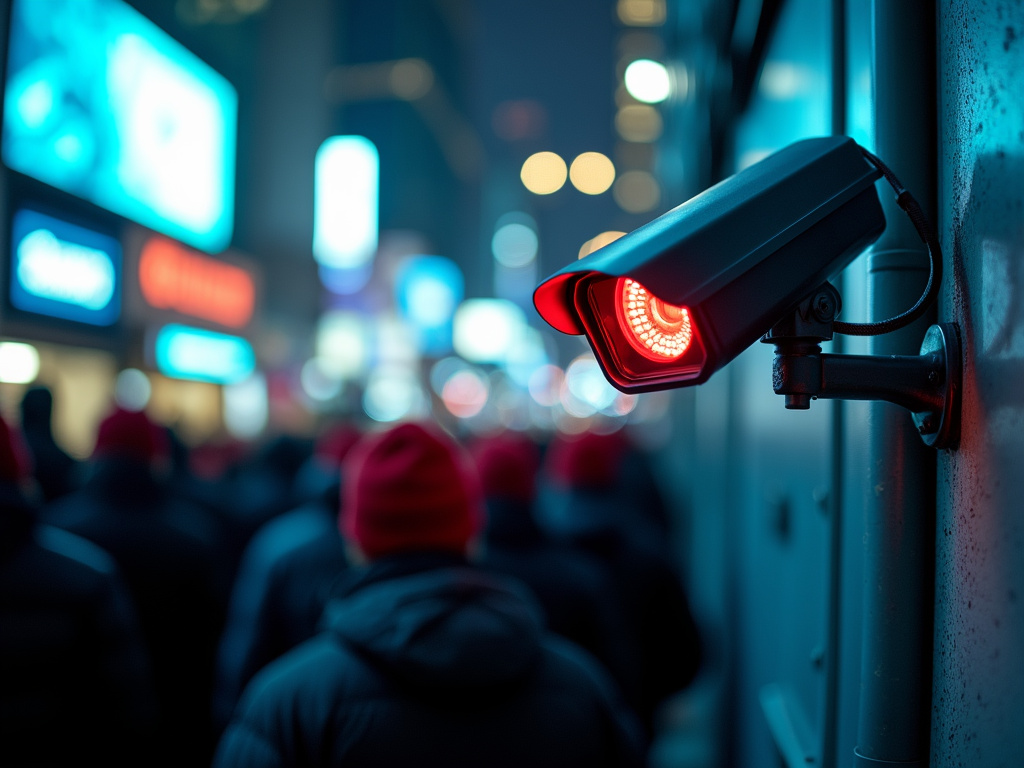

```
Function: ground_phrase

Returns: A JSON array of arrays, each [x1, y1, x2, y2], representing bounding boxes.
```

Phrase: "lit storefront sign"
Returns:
[[138, 236, 255, 328], [153, 323, 255, 384], [9, 207, 120, 325]]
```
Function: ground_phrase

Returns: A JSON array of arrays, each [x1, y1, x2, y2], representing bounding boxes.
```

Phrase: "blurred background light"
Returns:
[[568, 152, 615, 194], [617, 0, 666, 26], [395, 255, 463, 356], [223, 372, 268, 440], [429, 356, 470, 397], [318, 262, 373, 295], [138, 237, 255, 329], [453, 298, 526, 364], [375, 314, 420, 367], [613, 169, 661, 213], [362, 365, 428, 422], [10, 208, 120, 326], [441, 368, 489, 419], [491, 212, 538, 268], [315, 310, 370, 380], [2, 0, 237, 252], [502, 325, 549, 387], [623, 58, 671, 103], [0, 341, 40, 384], [520, 151, 567, 195], [528, 363, 564, 408], [299, 357, 343, 403], [389, 57, 434, 100], [564, 353, 619, 414], [313, 135, 379, 273], [153, 323, 255, 385], [614, 104, 663, 142], [114, 367, 152, 411], [578, 230, 626, 260]]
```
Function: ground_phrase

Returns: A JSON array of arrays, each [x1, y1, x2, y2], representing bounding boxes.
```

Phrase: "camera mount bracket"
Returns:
[[763, 284, 961, 449]]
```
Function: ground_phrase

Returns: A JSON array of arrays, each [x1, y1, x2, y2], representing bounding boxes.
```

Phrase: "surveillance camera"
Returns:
[[534, 135, 961, 448], [534, 136, 885, 392]]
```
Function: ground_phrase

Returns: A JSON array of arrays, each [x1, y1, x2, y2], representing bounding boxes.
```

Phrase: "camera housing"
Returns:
[[533, 136, 886, 392]]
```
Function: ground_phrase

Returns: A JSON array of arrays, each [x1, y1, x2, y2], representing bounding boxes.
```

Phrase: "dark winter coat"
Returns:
[[0, 482, 157, 766], [214, 553, 644, 768], [213, 498, 348, 729], [479, 496, 638, 697], [40, 457, 222, 766]]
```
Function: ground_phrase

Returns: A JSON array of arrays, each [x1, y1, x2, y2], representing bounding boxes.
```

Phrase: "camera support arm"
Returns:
[[763, 284, 961, 449]]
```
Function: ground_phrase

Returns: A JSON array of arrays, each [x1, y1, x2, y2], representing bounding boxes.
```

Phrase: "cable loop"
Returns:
[[833, 146, 942, 337]]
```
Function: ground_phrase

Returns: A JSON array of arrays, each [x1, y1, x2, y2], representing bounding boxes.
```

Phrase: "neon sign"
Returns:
[[2, 0, 237, 252], [9, 208, 120, 326], [139, 237, 255, 328], [153, 323, 255, 384]]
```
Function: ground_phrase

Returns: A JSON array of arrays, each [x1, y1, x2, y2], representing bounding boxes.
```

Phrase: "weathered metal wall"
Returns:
[[934, 1, 1024, 764]]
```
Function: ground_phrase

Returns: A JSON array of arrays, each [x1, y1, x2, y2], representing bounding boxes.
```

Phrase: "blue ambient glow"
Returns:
[[314, 136, 379, 288], [10, 207, 120, 326], [2, 0, 237, 253], [154, 324, 255, 384], [395, 255, 463, 356]]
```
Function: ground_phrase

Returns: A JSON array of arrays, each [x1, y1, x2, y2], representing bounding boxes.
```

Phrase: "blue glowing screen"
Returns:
[[2, 0, 237, 253], [395, 255, 464, 356], [154, 323, 255, 384], [10, 207, 121, 326]]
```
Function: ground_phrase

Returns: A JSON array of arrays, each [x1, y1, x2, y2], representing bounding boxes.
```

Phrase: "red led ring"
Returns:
[[616, 277, 693, 361]]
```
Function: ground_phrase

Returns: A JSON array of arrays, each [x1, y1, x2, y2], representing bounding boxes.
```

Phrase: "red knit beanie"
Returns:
[[92, 407, 168, 463], [0, 414, 31, 483], [341, 421, 483, 559], [471, 431, 540, 502], [543, 430, 628, 490]]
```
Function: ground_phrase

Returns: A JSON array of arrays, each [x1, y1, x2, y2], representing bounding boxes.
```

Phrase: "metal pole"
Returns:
[[854, 0, 937, 766]]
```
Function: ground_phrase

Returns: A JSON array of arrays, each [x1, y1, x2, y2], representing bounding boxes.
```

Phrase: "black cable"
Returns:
[[832, 145, 942, 336]]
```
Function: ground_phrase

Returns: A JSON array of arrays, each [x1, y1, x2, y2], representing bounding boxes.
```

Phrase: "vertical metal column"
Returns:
[[853, 1, 937, 766]]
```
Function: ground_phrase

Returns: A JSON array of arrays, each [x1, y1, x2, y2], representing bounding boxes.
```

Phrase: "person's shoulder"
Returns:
[[235, 632, 366, 712], [535, 632, 622, 693], [35, 524, 118, 576]]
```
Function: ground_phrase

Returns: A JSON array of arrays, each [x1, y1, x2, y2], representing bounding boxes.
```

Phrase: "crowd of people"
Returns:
[[0, 384, 702, 767]]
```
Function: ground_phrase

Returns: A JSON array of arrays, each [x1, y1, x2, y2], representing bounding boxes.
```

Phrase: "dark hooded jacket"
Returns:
[[0, 481, 157, 766], [214, 553, 643, 768]]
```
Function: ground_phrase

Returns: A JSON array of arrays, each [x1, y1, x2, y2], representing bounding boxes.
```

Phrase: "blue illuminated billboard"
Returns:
[[9, 207, 121, 326], [2, 0, 237, 253], [153, 323, 255, 385], [395, 255, 463, 356]]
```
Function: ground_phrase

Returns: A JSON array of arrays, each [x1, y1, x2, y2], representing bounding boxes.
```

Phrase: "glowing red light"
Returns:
[[139, 238, 255, 329], [615, 277, 693, 361]]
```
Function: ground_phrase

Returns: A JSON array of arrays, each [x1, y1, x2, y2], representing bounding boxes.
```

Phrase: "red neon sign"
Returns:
[[139, 238, 255, 328]]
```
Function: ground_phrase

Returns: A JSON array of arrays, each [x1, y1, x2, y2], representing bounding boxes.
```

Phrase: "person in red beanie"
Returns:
[[472, 430, 637, 698], [537, 429, 703, 742], [0, 413, 158, 765], [214, 420, 644, 768]]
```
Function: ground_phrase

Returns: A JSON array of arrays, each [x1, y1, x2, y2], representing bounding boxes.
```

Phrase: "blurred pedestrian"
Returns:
[[19, 385, 80, 503], [211, 422, 360, 731], [0, 413, 157, 766], [538, 429, 704, 739], [472, 429, 636, 695], [214, 421, 643, 768], [40, 406, 221, 766]]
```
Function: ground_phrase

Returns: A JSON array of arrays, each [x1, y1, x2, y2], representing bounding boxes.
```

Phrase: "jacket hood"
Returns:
[[323, 556, 544, 694]]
